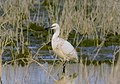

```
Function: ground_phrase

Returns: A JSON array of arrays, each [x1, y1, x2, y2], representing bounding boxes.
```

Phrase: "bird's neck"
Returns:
[[52, 28, 60, 40]]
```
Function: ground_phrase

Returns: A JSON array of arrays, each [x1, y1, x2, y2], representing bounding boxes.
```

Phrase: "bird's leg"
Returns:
[[63, 61, 67, 74]]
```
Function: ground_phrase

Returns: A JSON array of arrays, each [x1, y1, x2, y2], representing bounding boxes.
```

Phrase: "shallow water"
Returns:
[[2, 46, 120, 84], [2, 62, 116, 84]]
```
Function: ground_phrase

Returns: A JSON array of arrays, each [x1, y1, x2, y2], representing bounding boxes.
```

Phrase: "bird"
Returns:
[[46, 23, 78, 73]]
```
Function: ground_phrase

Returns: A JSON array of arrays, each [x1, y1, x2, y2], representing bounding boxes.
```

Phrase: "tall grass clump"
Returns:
[[0, 0, 35, 80], [0, 0, 56, 83], [0, 29, 14, 83], [46, 0, 120, 46], [0, 0, 33, 83]]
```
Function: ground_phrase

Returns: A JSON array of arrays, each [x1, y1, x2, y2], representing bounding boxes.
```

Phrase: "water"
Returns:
[[2, 46, 120, 84], [2, 62, 115, 84]]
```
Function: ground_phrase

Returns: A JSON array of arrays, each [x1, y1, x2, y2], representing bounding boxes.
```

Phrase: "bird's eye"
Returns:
[[52, 25, 56, 27]]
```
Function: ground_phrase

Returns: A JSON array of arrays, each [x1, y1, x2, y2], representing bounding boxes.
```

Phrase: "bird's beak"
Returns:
[[45, 26, 55, 29]]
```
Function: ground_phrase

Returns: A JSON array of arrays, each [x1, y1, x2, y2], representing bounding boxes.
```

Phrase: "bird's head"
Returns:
[[51, 23, 60, 29], [45, 23, 60, 30]]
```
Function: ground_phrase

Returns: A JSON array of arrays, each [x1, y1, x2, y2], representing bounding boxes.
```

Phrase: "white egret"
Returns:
[[46, 23, 78, 73]]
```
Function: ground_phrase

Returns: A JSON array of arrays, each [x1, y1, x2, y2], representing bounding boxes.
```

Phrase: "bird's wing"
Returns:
[[58, 38, 77, 56]]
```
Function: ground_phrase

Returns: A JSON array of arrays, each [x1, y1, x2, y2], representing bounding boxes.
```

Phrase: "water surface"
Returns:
[[2, 62, 115, 84]]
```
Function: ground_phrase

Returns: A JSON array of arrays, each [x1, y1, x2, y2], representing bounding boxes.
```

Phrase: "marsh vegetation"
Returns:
[[0, 0, 120, 84]]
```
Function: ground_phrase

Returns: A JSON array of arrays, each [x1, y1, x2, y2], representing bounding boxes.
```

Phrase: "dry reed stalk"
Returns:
[[107, 47, 120, 84], [0, 52, 2, 83], [0, 0, 35, 83], [47, 0, 120, 41], [0, 29, 13, 83]]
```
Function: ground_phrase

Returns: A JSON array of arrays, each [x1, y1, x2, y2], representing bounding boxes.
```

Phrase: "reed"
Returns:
[[47, 0, 120, 43], [0, 0, 34, 82]]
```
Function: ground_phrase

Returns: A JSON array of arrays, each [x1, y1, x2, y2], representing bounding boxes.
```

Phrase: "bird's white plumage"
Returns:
[[51, 23, 78, 62]]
